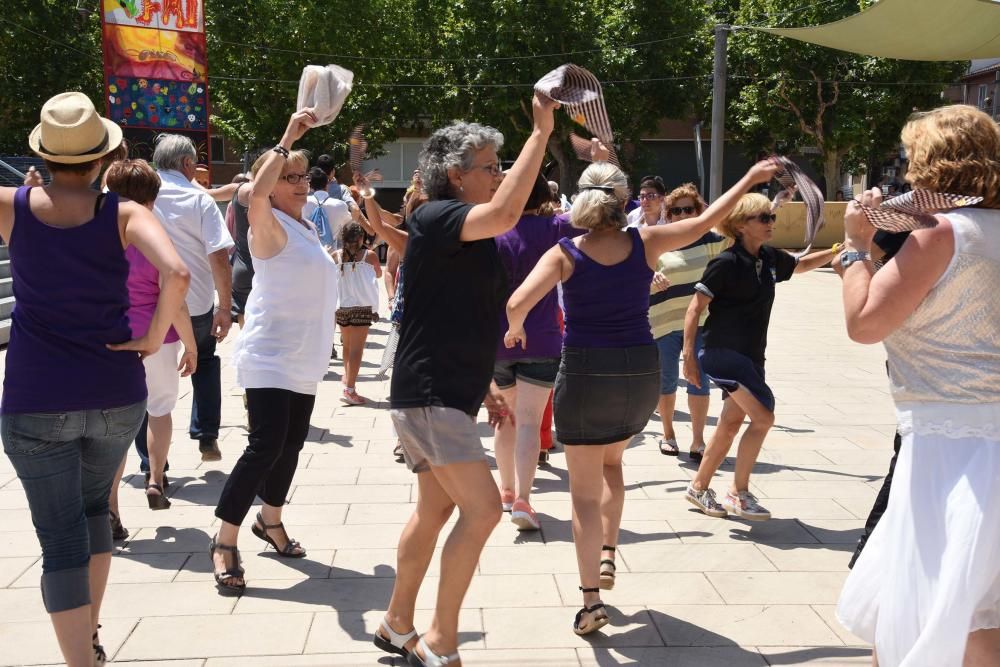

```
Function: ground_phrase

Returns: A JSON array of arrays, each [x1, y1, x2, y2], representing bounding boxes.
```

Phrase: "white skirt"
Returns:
[[836, 425, 1000, 666]]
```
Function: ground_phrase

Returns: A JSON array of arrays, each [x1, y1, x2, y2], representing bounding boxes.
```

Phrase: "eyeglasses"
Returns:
[[669, 206, 697, 216], [470, 163, 502, 177], [747, 213, 777, 224], [638, 193, 662, 202], [282, 173, 309, 184]]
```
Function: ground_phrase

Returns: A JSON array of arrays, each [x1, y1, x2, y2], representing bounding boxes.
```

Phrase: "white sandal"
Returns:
[[408, 637, 460, 666], [373, 618, 417, 657]]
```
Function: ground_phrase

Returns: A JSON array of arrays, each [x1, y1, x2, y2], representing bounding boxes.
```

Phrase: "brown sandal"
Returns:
[[600, 545, 616, 590], [574, 587, 609, 635], [209, 535, 246, 596]]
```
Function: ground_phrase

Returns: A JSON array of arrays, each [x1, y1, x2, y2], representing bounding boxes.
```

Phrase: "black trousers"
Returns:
[[214, 388, 315, 526], [849, 430, 902, 569]]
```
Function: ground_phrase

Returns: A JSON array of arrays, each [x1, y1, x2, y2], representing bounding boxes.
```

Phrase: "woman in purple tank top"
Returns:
[[0, 92, 190, 667], [505, 159, 778, 637]]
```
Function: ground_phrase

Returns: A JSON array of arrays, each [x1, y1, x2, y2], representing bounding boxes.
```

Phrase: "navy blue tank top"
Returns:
[[1, 187, 146, 414], [558, 226, 654, 348]]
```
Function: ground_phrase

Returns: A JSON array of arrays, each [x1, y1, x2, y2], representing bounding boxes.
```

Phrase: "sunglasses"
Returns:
[[638, 193, 662, 202], [747, 213, 777, 224], [282, 173, 309, 184], [669, 206, 697, 216]]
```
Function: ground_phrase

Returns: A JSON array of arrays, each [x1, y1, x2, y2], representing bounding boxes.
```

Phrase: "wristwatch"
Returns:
[[839, 250, 871, 269]]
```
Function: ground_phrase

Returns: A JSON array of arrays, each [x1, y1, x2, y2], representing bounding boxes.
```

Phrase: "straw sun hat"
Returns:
[[28, 92, 123, 165]]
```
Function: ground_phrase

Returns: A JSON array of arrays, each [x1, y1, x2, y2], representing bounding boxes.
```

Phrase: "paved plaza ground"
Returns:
[[0, 267, 895, 666]]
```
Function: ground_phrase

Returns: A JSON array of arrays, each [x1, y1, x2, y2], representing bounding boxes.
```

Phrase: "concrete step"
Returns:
[[0, 259, 9, 280], [0, 318, 9, 346], [0, 277, 11, 300], [0, 296, 12, 319]]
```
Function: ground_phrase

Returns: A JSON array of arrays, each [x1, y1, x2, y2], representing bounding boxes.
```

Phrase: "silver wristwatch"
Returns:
[[839, 250, 871, 269]]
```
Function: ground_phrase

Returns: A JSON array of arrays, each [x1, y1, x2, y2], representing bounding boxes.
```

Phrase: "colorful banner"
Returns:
[[102, 0, 203, 33], [103, 23, 206, 82], [106, 76, 208, 130], [101, 0, 212, 166]]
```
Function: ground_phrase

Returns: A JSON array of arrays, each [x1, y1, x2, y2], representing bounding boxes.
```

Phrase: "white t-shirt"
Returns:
[[626, 207, 665, 228], [153, 170, 234, 315], [302, 191, 352, 247]]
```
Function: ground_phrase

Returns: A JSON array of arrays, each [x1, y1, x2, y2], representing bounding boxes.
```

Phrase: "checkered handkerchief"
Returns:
[[348, 125, 367, 173], [862, 190, 984, 232], [773, 156, 825, 247], [535, 64, 614, 144]]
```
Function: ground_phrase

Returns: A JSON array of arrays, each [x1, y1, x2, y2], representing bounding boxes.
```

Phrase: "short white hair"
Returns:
[[418, 122, 504, 200], [152, 134, 196, 172]]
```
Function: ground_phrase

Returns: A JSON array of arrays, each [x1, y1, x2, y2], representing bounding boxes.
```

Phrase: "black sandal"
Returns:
[[145, 483, 171, 511], [600, 545, 616, 590], [93, 624, 106, 667], [252, 511, 306, 558], [209, 535, 246, 596], [574, 587, 609, 636], [109, 511, 128, 541], [689, 443, 706, 463]]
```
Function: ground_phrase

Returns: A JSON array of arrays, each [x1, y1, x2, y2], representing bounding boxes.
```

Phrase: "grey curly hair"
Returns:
[[418, 122, 504, 200]]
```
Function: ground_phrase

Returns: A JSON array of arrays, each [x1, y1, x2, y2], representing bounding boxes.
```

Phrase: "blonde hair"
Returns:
[[902, 104, 1000, 208], [250, 149, 309, 178], [718, 193, 770, 239], [570, 162, 629, 231], [664, 182, 706, 217]]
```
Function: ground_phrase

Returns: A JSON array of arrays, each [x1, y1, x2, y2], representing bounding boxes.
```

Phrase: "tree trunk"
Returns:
[[823, 150, 841, 200]]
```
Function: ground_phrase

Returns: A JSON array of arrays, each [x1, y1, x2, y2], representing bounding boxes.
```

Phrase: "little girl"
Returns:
[[333, 221, 382, 405]]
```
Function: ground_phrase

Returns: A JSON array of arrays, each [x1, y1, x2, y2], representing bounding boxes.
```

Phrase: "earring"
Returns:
[[459, 185, 464, 193]]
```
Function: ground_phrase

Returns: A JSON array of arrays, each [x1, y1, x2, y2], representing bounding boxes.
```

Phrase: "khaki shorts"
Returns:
[[390, 406, 486, 473]]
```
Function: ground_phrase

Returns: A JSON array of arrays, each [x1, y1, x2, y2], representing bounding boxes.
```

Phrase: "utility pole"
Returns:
[[709, 23, 730, 202]]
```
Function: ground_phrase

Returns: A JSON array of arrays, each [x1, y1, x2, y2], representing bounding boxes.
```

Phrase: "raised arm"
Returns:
[[504, 244, 570, 351], [109, 201, 190, 357], [357, 172, 408, 255], [248, 110, 317, 259], [460, 93, 559, 242], [640, 160, 778, 259]]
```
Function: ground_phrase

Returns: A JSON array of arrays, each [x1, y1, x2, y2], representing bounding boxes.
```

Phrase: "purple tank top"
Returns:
[[1, 187, 147, 414], [559, 226, 654, 348]]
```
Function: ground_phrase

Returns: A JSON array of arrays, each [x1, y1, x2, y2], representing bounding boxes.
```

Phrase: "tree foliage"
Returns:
[[723, 0, 967, 196], [0, 1, 103, 154]]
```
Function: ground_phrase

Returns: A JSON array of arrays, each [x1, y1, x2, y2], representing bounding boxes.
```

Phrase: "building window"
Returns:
[[210, 136, 225, 164], [978, 85, 989, 110]]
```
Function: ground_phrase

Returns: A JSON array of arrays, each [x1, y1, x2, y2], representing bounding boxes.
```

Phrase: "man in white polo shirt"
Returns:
[[152, 134, 234, 462]]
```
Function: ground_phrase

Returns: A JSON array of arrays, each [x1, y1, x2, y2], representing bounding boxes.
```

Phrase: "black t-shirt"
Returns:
[[390, 199, 508, 415], [696, 243, 797, 366]]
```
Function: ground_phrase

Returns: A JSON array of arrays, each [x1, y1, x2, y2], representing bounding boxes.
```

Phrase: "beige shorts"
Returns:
[[390, 406, 486, 473]]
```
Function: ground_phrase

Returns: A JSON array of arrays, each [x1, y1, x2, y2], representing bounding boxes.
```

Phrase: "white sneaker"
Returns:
[[685, 485, 728, 518], [722, 491, 771, 521]]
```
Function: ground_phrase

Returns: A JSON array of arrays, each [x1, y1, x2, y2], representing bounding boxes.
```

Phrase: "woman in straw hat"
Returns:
[[0, 91, 190, 666]]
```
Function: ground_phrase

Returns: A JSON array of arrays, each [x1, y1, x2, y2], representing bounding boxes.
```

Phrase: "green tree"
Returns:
[[0, 2, 103, 154], [724, 0, 966, 197]]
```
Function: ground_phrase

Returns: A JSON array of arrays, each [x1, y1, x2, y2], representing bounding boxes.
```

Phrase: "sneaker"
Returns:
[[341, 388, 366, 406], [500, 489, 515, 512], [722, 491, 771, 521], [199, 438, 222, 462], [510, 499, 540, 531], [685, 485, 728, 518]]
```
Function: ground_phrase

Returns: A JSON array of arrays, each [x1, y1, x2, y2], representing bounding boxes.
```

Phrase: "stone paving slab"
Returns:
[[0, 270, 892, 665]]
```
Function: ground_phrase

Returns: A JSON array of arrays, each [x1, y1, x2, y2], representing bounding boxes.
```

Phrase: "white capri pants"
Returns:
[[143, 341, 181, 417]]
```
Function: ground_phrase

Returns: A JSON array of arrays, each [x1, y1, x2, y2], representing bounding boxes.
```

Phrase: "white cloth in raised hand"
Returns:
[[296, 65, 354, 127]]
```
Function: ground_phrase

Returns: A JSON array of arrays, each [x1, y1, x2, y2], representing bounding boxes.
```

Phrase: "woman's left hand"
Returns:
[[844, 187, 880, 249], [484, 389, 513, 429], [107, 335, 161, 360], [503, 327, 527, 350]]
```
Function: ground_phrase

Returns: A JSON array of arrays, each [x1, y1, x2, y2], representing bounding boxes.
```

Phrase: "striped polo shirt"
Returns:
[[649, 231, 730, 339]]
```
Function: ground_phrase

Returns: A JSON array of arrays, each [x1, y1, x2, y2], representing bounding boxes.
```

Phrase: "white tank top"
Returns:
[[234, 208, 339, 394], [335, 247, 380, 310]]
